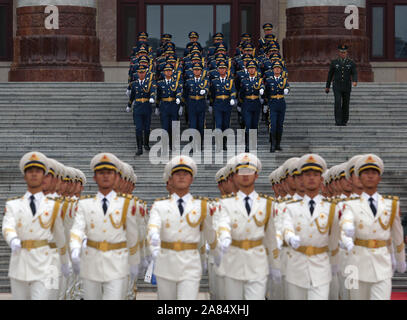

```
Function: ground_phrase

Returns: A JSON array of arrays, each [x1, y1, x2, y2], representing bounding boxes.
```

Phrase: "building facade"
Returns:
[[0, 0, 406, 82]]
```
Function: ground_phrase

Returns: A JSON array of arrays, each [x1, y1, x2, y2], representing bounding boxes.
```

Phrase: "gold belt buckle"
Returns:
[[242, 240, 250, 251], [305, 246, 314, 256], [173, 241, 182, 252], [368, 239, 377, 248], [99, 241, 109, 252]]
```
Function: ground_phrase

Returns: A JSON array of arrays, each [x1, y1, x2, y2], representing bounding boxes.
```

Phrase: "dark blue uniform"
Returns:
[[128, 75, 157, 155], [209, 77, 237, 132], [156, 75, 183, 135], [239, 76, 265, 134], [265, 75, 290, 152]]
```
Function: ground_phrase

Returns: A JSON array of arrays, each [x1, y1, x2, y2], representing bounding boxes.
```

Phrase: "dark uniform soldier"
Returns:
[[127, 65, 157, 157], [209, 61, 237, 151], [156, 63, 183, 149], [184, 31, 203, 57], [183, 63, 210, 139], [264, 61, 290, 153], [239, 61, 265, 152], [325, 44, 358, 126], [259, 23, 280, 54]]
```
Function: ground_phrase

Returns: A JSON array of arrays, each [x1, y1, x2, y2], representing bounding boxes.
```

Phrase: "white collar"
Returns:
[[25, 191, 44, 201], [172, 193, 193, 204], [362, 192, 379, 203], [303, 194, 323, 204], [237, 190, 257, 201], [97, 190, 116, 203]]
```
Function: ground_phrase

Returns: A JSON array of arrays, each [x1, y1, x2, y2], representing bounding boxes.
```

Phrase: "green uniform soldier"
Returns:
[[325, 45, 358, 127]]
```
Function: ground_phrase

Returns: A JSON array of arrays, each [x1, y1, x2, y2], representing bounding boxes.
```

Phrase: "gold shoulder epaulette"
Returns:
[[345, 197, 360, 201], [80, 195, 94, 200], [286, 199, 301, 205], [7, 196, 22, 202], [383, 195, 399, 201], [221, 194, 234, 199]]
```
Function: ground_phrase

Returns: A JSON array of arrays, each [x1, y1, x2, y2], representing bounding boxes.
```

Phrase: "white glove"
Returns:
[[288, 235, 301, 250], [61, 264, 72, 279], [200, 90, 206, 96], [130, 264, 139, 282], [332, 264, 339, 276], [263, 105, 269, 114], [230, 99, 236, 106], [276, 238, 283, 251], [81, 237, 87, 250], [150, 233, 160, 247], [126, 89, 131, 97], [259, 89, 265, 96], [392, 253, 397, 273], [208, 106, 213, 114], [343, 237, 354, 252], [219, 238, 231, 254], [284, 88, 290, 95], [237, 106, 242, 113], [151, 247, 160, 260], [10, 238, 21, 253], [155, 108, 160, 116], [176, 98, 181, 105], [126, 106, 131, 113], [178, 106, 183, 117], [269, 267, 282, 284], [342, 223, 355, 238], [397, 261, 407, 274], [149, 98, 155, 104]]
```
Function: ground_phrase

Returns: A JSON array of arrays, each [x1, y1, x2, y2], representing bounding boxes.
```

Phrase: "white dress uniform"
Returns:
[[283, 194, 340, 300], [217, 190, 278, 300], [340, 154, 406, 300], [2, 152, 68, 300], [341, 193, 404, 300], [70, 190, 140, 300], [3, 191, 67, 300], [148, 193, 215, 300]]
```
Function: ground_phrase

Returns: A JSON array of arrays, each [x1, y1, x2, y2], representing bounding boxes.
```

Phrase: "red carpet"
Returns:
[[392, 292, 407, 300]]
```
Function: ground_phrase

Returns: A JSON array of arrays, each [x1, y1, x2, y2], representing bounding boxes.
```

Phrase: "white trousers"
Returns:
[[338, 272, 350, 300], [215, 275, 225, 300], [82, 277, 128, 300], [329, 274, 340, 300], [268, 275, 284, 300], [208, 262, 217, 300], [286, 282, 330, 300], [224, 276, 267, 300], [10, 278, 53, 300], [349, 279, 392, 300], [156, 277, 200, 300]]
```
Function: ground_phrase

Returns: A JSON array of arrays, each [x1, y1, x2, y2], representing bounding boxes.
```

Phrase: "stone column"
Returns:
[[283, 0, 373, 82], [9, 0, 104, 81]]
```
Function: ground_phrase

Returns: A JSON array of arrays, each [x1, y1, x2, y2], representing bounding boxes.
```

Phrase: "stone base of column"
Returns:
[[9, 5, 104, 82], [283, 5, 374, 82]]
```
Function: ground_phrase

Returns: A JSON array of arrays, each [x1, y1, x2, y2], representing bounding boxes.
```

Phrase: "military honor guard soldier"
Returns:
[[2, 152, 68, 300], [326, 44, 358, 126]]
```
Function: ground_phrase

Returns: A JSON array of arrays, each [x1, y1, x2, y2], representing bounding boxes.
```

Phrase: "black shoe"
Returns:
[[144, 132, 151, 151], [136, 135, 143, 157], [276, 133, 283, 151], [270, 135, 276, 153]]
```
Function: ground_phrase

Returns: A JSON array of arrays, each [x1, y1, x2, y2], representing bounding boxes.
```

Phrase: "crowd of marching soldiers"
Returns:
[[126, 24, 290, 156]]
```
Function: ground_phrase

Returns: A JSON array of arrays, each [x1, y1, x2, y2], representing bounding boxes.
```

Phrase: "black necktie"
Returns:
[[178, 199, 184, 216], [102, 198, 108, 215], [245, 196, 251, 216], [29, 195, 36, 216], [369, 197, 377, 217], [309, 200, 315, 216]]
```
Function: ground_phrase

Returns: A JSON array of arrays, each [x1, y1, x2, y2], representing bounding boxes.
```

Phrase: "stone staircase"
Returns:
[[0, 82, 407, 294]]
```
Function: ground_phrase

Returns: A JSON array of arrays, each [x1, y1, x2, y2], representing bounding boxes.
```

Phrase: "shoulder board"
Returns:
[[286, 199, 302, 205], [344, 197, 361, 201], [7, 196, 23, 202], [118, 193, 133, 200], [154, 196, 171, 202], [383, 195, 399, 201], [221, 194, 234, 199], [80, 195, 94, 200], [322, 198, 335, 203], [258, 193, 273, 200]]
